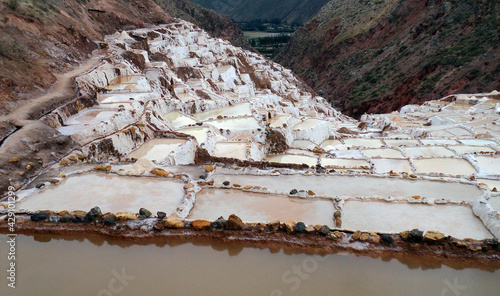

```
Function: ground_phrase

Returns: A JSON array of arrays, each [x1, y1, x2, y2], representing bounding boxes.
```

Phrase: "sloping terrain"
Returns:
[[0, 0, 246, 119], [191, 0, 329, 25], [276, 0, 500, 117]]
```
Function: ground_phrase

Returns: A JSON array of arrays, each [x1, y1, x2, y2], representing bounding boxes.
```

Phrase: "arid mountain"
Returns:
[[0, 0, 246, 117], [191, 0, 329, 25], [276, 0, 500, 117]]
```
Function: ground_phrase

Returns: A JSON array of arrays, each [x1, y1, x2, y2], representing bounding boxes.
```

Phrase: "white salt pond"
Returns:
[[189, 188, 334, 227], [371, 159, 413, 174], [211, 174, 483, 202], [177, 126, 210, 144], [413, 158, 477, 176], [266, 154, 318, 167], [403, 146, 455, 158], [128, 138, 187, 161], [292, 118, 326, 130], [212, 142, 248, 160], [16, 173, 185, 213], [385, 139, 421, 147], [320, 158, 370, 169], [342, 201, 493, 240], [193, 103, 252, 121], [58, 109, 118, 135], [362, 148, 405, 159], [420, 139, 459, 146], [343, 138, 384, 148], [449, 145, 497, 155], [488, 197, 500, 213], [205, 116, 261, 130], [163, 111, 197, 128], [474, 156, 500, 175], [1, 234, 499, 296]]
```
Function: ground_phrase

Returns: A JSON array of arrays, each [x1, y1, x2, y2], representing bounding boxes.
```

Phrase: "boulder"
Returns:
[[139, 208, 152, 218], [150, 168, 170, 177], [210, 216, 227, 230], [35, 183, 45, 189], [360, 232, 369, 241], [60, 214, 73, 223], [157, 211, 167, 219], [408, 229, 424, 243], [153, 222, 165, 231], [335, 217, 342, 228], [399, 230, 409, 241], [183, 183, 195, 189], [104, 215, 116, 225], [369, 234, 381, 244], [31, 212, 49, 221], [115, 212, 137, 220], [284, 220, 296, 233], [294, 222, 306, 233], [380, 234, 393, 244], [319, 225, 330, 236], [94, 164, 111, 172], [49, 216, 60, 223], [334, 210, 341, 219], [191, 219, 210, 230], [84, 206, 103, 222], [352, 230, 362, 240], [423, 231, 445, 243], [164, 218, 185, 229], [222, 181, 230, 186], [289, 189, 298, 195], [205, 165, 215, 172], [226, 214, 244, 230], [268, 220, 280, 232]]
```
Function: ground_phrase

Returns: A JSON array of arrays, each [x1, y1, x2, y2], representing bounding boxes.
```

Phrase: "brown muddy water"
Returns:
[[1, 234, 499, 295]]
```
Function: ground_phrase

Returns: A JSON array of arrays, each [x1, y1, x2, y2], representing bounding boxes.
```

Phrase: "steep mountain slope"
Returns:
[[0, 0, 246, 118], [191, 0, 329, 25], [275, 0, 500, 117]]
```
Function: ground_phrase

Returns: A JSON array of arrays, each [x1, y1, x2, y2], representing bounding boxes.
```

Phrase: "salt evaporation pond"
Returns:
[[266, 154, 318, 167], [342, 201, 493, 240], [189, 188, 335, 227], [211, 174, 483, 202], [371, 159, 413, 173], [362, 148, 405, 158], [193, 102, 252, 121], [413, 158, 477, 176], [16, 173, 185, 213], [1, 234, 499, 296], [57, 109, 118, 135], [204, 116, 261, 130], [128, 138, 187, 161]]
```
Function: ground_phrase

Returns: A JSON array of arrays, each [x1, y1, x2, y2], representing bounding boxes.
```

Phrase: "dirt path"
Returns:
[[1, 57, 100, 126]]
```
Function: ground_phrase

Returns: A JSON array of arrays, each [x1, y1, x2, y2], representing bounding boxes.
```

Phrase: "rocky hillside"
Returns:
[[191, 0, 329, 25], [275, 0, 500, 117], [0, 0, 246, 117]]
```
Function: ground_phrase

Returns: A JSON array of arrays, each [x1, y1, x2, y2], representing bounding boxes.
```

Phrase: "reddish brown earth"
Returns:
[[276, 0, 500, 117]]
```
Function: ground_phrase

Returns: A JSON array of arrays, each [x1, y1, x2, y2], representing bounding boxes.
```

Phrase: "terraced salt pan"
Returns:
[[269, 115, 290, 128], [212, 142, 248, 160], [163, 111, 197, 128], [459, 139, 497, 146], [474, 156, 500, 175], [58, 109, 118, 135], [403, 146, 455, 158], [177, 126, 210, 144], [320, 139, 343, 148], [343, 138, 384, 148], [384, 139, 421, 147], [342, 201, 493, 240], [292, 119, 326, 130], [362, 148, 405, 159], [320, 158, 370, 168], [371, 159, 413, 174], [291, 140, 316, 149], [449, 145, 497, 155], [17, 173, 185, 213], [266, 154, 317, 167], [211, 174, 483, 202], [420, 139, 459, 146], [488, 197, 500, 213], [128, 138, 187, 161], [205, 117, 261, 130], [477, 179, 500, 191], [189, 188, 335, 227], [413, 158, 477, 176], [193, 103, 252, 121]]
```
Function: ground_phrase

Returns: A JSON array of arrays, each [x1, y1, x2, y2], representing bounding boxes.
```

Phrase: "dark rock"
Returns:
[[72, 216, 84, 223], [60, 214, 73, 223], [210, 216, 227, 230], [137, 215, 147, 219], [31, 212, 48, 221], [139, 208, 152, 218], [35, 183, 45, 189], [319, 225, 330, 235], [290, 189, 298, 195], [222, 181, 230, 186], [157, 211, 167, 219], [408, 229, 424, 243], [199, 173, 208, 180], [298, 190, 305, 193], [84, 206, 103, 223], [294, 222, 306, 233], [334, 210, 341, 219], [153, 222, 165, 231], [380, 234, 393, 244], [104, 215, 116, 225], [226, 214, 244, 230], [268, 220, 280, 232], [49, 216, 60, 223]]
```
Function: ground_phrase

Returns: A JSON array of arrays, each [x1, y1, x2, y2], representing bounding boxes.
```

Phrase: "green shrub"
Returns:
[[6, 0, 19, 10]]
